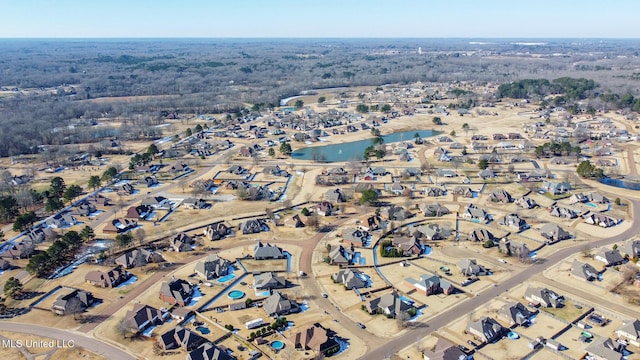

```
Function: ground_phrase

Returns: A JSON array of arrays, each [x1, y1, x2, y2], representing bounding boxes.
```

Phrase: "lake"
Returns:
[[600, 177, 640, 191], [291, 129, 439, 162]]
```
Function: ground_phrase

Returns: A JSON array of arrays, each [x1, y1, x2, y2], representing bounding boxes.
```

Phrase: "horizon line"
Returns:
[[1, 36, 640, 40]]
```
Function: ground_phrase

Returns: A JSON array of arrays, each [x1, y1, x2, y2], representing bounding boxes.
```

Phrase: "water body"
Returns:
[[291, 129, 439, 162], [601, 177, 640, 191]]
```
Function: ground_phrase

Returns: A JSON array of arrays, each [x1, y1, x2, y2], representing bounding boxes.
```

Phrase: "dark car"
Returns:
[[457, 345, 470, 353], [356, 322, 366, 329], [467, 340, 478, 347]]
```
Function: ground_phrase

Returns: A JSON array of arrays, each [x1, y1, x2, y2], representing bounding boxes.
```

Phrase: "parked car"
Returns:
[[467, 340, 478, 347], [457, 345, 470, 353], [356, 322, 366, 329], [321, 293, 328, 298]]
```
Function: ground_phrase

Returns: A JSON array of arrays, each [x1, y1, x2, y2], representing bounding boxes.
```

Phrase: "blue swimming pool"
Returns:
[[271, 340, 285, 350], [586, 202, 597, 208], [218, 273, 236, 283], [228, 290, 245, 300]]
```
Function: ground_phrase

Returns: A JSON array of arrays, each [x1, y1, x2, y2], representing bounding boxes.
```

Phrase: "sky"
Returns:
[[1, 0, 639, 38]]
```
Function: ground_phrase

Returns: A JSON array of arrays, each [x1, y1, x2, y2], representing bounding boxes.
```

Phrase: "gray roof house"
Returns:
[[328, 245, 354, 265], [524, 287, 564, 308], [585, 337, 623, 360], [549, 205, 577, 219], [203, 223, 231, 241], [499, 239, 530, 258], [342, 228, 370, 247], [424, 187, 445, 197], [419, 202, 450, 217], [392, 236, 422, 256], [194, 254, 231, 280], [543, 181, 571, 195], [170, 232, 194, 252], [332, 268, 367, 289], [571, 259, 600, 282], [254, 272, 287, 290], [254, 241, 285, 260], [468, 228, 494, 242], [515, 196, 537, 209], [615, 319, 640, 347], [405, 274, 455, 296], [186, 342, 235, 360], [123, 304, 165, 334], [51, 289, 95, 316], [621, 239, 640, 259], [413, 224, 446, 240], [115, 248, 163, 268], [452, 186, 473, 198], [422, 337, 466, 360], [499, 302, 535, 326], [457, 258, 487, 276], [263, 292, 300, 317], [325, 188, 347, 203], [466, 317, 506, 343], [594, 248, 624, 266], [157, 326, 207, 351], [159, 279, 194, 306], [498, 213, 528, 232], [489, 189, 513, 203], [462, 204, 489, 223], [540, 223, 571, 242], [365, 292, 416, 319], [240, 219, 268, 234]]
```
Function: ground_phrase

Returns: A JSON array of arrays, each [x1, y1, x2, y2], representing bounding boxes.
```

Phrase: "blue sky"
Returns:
[[2, 0, 638, 38]]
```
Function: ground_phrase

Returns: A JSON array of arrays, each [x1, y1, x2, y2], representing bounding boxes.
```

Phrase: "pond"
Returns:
[[291, 129, 439, 162], [601, 177, 640, 190]]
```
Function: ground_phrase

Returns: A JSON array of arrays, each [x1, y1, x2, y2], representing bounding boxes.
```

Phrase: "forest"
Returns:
[[2, 38, 640, 157]]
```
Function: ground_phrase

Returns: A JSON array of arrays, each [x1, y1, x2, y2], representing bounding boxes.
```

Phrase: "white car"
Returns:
[[321, 293, 328, 298]]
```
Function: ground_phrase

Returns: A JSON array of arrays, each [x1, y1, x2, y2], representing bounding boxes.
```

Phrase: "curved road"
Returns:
[[360, 199, 640, 360], [0, 322, 136, 359]]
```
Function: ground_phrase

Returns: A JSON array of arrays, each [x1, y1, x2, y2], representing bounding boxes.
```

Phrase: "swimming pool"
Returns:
[[218, 273, 236, 283], [586, 202, 597, 208], [228, 290, 245, 300], [271, 340, 285, 350]]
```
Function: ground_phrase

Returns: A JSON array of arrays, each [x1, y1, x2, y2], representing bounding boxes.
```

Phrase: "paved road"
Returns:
[[0, 322, 136, 359], [361, 199, 640, 360]]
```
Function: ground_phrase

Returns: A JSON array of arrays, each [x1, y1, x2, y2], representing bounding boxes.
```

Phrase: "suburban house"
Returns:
[[254, 272, 287, 290], [157, 326, 207, 351], [571, 259, 600, 282], [203, 223, 231, 241], [115, 248, 163, 268], [498, 213, 528, 232], [405, 274, 455, 296], [365, 292, 416, 319], [499, 239, 530, 258], [186, 343, 235, 360], [0, 259, 10, 270], [392, 236, 422, 256], [569, 193, 589, 204], [87, 194, 111, 206], [263, 292, 300, 317], [499, 302, 535, 326], [489, 189, 513, 203], [328, 245, 354, 266], [359, 215, 385, 231], [123, 303, 166, 334], [583, 213, 618, 228], [312, 201, 335, 216], [462, 204, 490, 223], [424, 187, 445, 197], [342, 228, 370, 247], [25, 227, 56, 243], [436, 169, 457, 178], [413, 224, 446, 241], [85, 266, 131, 288], [515, 196, 537, 209], [615, 320, 640, 347], [422, 338, 467, 360], [70, 203, 97, 217], [585, 337, 624, 360], [332, 268, 367, 289], [478, 169, 496, 180], [51, 288, 95, 316], [588, 192, 610, 204], [103, 218, 138, 234], [621, 239, 640, 259], [452, 186, 474, 198], [119, 183, 135, 195], [194, 254, 231, 280], [254, 241, 285, 260], [240, 219, 268, 234], [419, 202, 450, 217], [549, 205, 577, 219], [182, 198, 207, 210], [457, 258, 488, 276], [543, 181, 571, 195], [170, 232, 194, 252], [141, 196, 171, 210], [286, 214, 306, 228], [388, 182, 407, 196], [325, 188, 347, 203], [159, 279, 194, 306], [1, 241, 35, 259], [381, 205, 413, 221], [540, 223, 571, 242], [466, 317, 507, 343], [293, 324, 340, 356], [594, 248, 625, 266], [126, 204, 153, 219], [468, 228, 494, 242]]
